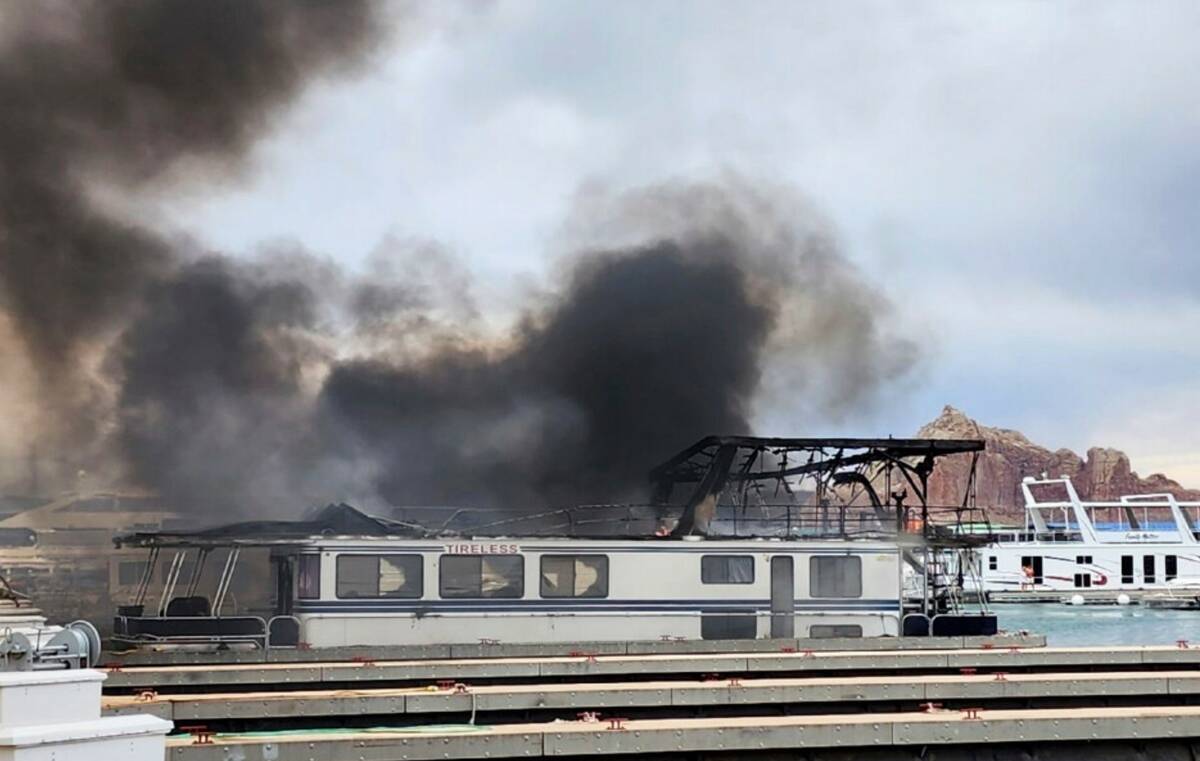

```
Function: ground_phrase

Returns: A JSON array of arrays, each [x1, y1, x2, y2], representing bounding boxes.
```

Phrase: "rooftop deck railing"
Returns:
[[395, 503, 994, 545]]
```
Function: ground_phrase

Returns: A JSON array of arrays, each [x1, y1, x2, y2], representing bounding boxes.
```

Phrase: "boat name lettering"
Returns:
[[444, 543, 521, 554]]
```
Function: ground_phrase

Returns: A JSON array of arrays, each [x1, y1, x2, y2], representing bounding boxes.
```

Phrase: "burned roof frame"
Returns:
[[649, 435, 985, 536]]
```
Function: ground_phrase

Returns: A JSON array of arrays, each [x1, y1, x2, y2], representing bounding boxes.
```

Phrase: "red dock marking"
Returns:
[[350, 656, 376, 667], [179, 726, 214, 745], [436, 680, 456, 691], [980, 643, 995, 650], [606, 717, 628, 730], [959, 667, 977, 675], [727, 677, 742, 687], [994, 672, 1008, 681], [136, 689, 158, 702], [961, 707, 983, 720], [779, 646, 797, 653], [1179, 639, 1190, 649]]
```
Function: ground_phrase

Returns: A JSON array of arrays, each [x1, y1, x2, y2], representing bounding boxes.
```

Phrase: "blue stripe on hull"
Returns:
[[295, 599, 900, 614]]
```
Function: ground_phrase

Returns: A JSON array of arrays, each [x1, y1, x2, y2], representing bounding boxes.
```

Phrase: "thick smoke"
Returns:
[[319, 180, 919, 510], [0, 3, 919, 517], [0, 0, 380, 487]]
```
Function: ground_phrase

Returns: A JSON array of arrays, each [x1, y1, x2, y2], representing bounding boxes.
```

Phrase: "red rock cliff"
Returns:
[[919, 406, 1200, 519]]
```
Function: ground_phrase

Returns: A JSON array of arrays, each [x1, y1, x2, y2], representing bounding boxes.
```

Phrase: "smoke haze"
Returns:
[[0, 3, 919, 516]]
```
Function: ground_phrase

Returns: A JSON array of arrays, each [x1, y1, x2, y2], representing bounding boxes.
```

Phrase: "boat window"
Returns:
[[1144, 555, 1156, 584], [1121, 555, 1134, 584], [1167, 555, 1178, 581], [1075, 555, 1092, 565], [700, 612, 757, 640], [987, 556, 997, 571], [540, 555, 608, 598], [701, 555, 755, 584], [809, 624, 863, 638], [440, 555, 524, 598], [298, 555, 321, 599], [336, 554, 422, 599], [809, 556, 862, 598]]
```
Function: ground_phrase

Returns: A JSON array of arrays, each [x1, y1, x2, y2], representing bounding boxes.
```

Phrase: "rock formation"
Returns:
[[918, 406, 1200, 520]]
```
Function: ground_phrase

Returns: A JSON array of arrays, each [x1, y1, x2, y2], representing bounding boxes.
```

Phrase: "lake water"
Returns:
[[994, 603, 1200, 646]]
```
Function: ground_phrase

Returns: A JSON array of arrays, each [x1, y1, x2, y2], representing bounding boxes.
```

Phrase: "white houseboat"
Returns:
[[979, 476, 1200, 593], [110, 436, 996, 650]]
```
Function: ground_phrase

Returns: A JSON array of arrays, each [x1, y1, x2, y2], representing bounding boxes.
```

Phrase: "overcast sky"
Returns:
[[148, 1, 1200, 486]]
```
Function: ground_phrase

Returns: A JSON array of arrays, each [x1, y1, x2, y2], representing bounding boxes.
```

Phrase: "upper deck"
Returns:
[[1012, 477, 1200, 545]]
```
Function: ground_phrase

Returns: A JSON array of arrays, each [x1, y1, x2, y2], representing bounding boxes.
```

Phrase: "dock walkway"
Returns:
[[106, 644, 1200, 691], [107, 669, 1200, 722], [163, 704, 1200, 760]]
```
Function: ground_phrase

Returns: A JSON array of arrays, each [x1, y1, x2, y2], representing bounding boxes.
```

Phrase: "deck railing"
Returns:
[[395, 503, 994, 545]]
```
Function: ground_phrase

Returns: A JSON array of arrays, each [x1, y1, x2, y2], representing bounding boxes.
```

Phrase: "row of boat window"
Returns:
[[992, 553, 1184, 587], [297, 554, 863, 600]]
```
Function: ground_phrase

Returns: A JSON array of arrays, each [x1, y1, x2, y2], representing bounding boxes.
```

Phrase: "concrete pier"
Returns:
[[104, 669, 1200, 723], [104, 644, 1200, 692], [162, 705, 1200, 760], [104, 633, 1043, 666]]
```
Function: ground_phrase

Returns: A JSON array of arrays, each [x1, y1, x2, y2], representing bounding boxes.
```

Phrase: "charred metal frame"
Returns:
[[648, 436, 987, 542]]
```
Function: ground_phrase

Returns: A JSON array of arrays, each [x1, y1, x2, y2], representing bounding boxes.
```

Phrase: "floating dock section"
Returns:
[[104, 642, 1200, 692], [163, 706, 1200, 760], [105, 669, 1200, 723], [99, 638, 1200, 760]]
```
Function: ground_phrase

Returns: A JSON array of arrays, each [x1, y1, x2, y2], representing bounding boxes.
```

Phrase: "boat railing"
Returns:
[[1022, 477, 1200, 544], [404, 502, 995, 545]]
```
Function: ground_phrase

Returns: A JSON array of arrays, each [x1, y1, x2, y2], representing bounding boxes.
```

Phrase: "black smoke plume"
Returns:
[[316, 181, 919, 511], [0, 0, 380, 475], [0, 3, 918, 517]]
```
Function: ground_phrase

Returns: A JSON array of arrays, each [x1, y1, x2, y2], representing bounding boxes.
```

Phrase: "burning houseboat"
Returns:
[[110, 436, 994, 651]]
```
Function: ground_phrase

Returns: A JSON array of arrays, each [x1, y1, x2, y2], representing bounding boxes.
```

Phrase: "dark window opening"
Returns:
[[336, 554, 422, 599], [1121, 555, 1134, 585], [1166, 555, 1178, 581], [987, 556, 997, 571], [701, 555, 755, 584], [298, 555, 321, 600], [1144, 555, 1156, 585], [810, 556, 863, 598], [1020, 555, 1044, 585], [540, 555, 608, 598], [440, 555, 524, 598], [700, 612, 757, 640]]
